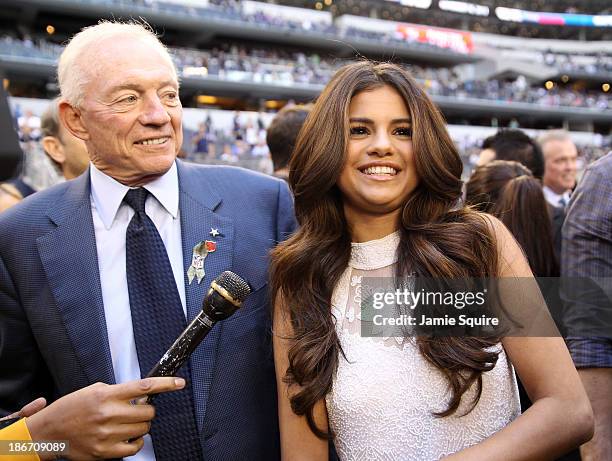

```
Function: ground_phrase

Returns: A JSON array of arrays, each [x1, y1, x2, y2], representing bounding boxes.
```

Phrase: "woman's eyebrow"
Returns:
[[348, 117, 412, 124], [349, 117, 373, 124]]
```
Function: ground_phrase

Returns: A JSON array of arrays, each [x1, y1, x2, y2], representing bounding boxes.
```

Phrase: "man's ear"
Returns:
[[42, 136, 65, 165], [59, 101, 89, 141]]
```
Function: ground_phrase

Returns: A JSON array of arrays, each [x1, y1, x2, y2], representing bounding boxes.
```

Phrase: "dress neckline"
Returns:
[[349, 231, 400, 270]]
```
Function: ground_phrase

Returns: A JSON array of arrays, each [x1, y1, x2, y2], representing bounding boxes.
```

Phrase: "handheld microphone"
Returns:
[[146, 271, 252, 379]]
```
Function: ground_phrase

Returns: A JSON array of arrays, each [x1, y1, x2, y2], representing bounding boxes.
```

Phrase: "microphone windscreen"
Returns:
[[216, 271, 252, 303]]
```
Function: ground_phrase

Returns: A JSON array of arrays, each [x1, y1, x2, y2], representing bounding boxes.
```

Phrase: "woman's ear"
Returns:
[[58, 101, 89, 141]]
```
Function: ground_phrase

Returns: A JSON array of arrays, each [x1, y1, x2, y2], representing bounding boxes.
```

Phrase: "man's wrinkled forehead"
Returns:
[[80, 35, 178, 89]]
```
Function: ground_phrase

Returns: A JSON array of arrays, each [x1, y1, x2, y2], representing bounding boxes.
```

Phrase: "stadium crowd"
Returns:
[[543, 51, 612, 74], [1, 36, 610, 110]]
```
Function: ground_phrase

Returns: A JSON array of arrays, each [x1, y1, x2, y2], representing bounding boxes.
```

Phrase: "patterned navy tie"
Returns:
[[124, 188, 203, 461]]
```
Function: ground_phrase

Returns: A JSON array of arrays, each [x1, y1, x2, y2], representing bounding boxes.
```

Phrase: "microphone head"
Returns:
[[214, 271, 252, 304], [203, 271, 252, 320]]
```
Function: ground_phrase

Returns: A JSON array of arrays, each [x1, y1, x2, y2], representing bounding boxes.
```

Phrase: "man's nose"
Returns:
[[139, 95, 171, 126]]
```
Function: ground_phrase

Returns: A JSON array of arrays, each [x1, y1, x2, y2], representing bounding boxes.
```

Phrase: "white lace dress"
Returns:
[[326, 232, 521, 461]]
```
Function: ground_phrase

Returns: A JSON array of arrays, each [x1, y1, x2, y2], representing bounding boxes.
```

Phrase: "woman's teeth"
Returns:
[[362, 166, 398, 175]]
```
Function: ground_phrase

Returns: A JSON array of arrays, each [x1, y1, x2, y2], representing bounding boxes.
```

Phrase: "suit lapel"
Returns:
[[177, 161, 234, 430], [36, 172, 115, 386]]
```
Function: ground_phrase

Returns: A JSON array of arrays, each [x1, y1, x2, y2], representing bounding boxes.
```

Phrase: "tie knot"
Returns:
[[124, 188, 149, 213]]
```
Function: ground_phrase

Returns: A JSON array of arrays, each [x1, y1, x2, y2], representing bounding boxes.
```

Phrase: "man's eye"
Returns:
[[350, 126, 368, 135], [163, 92, 180, 105], [394, 127, 412, 137], [119, 95, 137, 104]]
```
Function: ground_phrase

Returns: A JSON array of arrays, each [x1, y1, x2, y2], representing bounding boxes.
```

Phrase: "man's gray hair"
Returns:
[[537, 129, 573, 150], [58, 21, 177, 107]]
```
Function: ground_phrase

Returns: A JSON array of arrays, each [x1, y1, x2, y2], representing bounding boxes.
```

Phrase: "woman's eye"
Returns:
[[394, 127, 412, 137], [350, 126, 368, 135]]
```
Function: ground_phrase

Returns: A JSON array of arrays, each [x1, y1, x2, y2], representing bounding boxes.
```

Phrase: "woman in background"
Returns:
[[465, 160, 559, 278], [271, 61, 592, 460], [466, 160, 562, 415]]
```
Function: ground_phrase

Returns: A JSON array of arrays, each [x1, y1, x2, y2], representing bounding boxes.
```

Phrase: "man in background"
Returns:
[[40, 97, 89, 182], [266, 104, 311, 181], [477, 129, 545, 179], [0, 99, 88, 212], [538, 130, 578, 209], [562, 152, 612, 461]]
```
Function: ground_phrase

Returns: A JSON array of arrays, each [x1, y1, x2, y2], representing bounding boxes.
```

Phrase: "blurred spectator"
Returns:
[[476, 129, 565, 259], [538, 130, 578, 209], [266, 104, 311, 181], [17, 110, 41, 142], [0, 99, 88, 213], [561, 152, 612, 461], [478, 129, 545, 179], [192, 122, 212, 156], [244, 120, 259, 150], [39, 98, 89, 181], [466, 160, 558, 278]]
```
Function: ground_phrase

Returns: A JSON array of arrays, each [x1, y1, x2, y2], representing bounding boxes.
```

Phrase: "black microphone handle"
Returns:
[[146, 311, 215, 378], [139, 281, 244, 406], [139, 312, 214, 406]]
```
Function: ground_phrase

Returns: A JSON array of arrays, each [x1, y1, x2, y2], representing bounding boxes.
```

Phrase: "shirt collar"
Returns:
[[543, 185, 570, 206], [90, 162, 179, 230]]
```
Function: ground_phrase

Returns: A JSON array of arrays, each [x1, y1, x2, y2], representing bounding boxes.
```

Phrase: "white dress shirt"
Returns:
[[543, 185, 571, 208], [90, 162, 185, 461]]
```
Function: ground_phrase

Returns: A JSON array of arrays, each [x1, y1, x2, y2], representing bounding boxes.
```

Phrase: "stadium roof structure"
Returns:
[[10, 0, 479, 65], [282, 0, 612, 40]]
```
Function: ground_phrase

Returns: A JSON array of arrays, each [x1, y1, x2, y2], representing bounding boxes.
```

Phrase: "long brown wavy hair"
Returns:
[[465, 160, 559, 277], [270, 61, 501, 437]]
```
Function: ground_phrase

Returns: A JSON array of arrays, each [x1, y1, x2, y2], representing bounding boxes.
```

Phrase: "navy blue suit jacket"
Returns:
[[0, 160, 295, 460]]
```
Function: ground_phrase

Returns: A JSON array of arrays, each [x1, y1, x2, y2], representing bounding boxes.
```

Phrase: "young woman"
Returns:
[[271, 62, 592, 460]]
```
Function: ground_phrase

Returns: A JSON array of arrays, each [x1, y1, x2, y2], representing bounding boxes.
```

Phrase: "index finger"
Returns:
[[18, 397, 47, 417], [113, 377, 186, 400]]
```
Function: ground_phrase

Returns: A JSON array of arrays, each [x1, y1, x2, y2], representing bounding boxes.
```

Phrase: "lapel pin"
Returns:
[[209, 228, 221, 237], [187, 240, 217, 285]]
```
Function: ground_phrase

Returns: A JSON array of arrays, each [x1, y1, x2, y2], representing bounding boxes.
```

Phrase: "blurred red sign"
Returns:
[[395, 24, 474, 54]]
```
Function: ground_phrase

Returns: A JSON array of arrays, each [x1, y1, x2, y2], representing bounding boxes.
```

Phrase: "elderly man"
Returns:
[[538, 130, 578, 209], [0, 21, 293, 460]]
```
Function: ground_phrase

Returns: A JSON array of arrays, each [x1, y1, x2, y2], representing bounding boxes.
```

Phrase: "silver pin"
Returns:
[[209, 228, 220, 237]]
